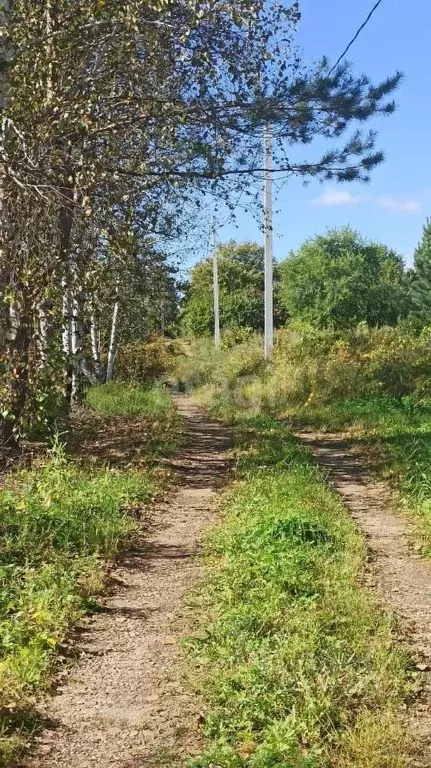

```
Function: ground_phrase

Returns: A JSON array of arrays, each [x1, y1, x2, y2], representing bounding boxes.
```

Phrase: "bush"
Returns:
[[270, 324, 431, 408], [115, 338, 178, 384], [177, 324, 431, 420]]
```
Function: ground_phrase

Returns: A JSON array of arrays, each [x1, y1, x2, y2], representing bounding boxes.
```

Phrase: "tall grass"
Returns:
[[187, 417, 408, 767], [87, 381, 175, 417]]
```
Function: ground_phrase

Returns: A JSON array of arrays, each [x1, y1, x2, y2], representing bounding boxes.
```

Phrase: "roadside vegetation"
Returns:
[[186, 415, 409, 768], [178, 221, 431, 554], [0, 379, 180, 765], [180, 322, 431, 554], [289, 396, 431, 554]]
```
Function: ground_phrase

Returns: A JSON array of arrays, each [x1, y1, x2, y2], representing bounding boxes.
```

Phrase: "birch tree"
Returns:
[[0, 0, 402, 446]]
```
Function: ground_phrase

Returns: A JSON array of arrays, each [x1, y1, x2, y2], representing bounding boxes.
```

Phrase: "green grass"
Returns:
[[0, 447, 159, 764], [83, 381, 183, 458], [288, 396, 431, 553], [0, 383, 182, 764], [186, 417, 408, 768], [87, 381, 175, 417]]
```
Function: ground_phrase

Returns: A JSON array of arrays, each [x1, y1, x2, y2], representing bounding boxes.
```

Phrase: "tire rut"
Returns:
[[25, 396, 232, 768], [298, 431, 431, 768]]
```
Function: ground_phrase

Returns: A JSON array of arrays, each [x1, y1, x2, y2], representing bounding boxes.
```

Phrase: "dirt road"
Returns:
[[299, 431, 431, 768], [26, 397, 231, 768]]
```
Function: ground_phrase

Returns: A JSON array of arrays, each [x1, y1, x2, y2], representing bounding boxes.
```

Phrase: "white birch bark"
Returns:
[[61, 279, 72, 359], [70, 290, 82, 402], [36, 300, 50, 368], [106, 295, 120, 382], [90, 308, 104, 381]]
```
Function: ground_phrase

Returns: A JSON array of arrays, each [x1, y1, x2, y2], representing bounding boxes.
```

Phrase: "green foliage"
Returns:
[[271, 323, 431, 405], [179, 330, 431, 555], [1, 0, 402, 442], [173, 336, 265, 418], [182, 242, 285, 337], [0, 447, 159, 760], [410, 218, 431, 325], [114, 338, 178, 385], [289, 395, 431, 557], [85, 381, 183, 458], [279, 228, 409, 330], [176, 324, 431, 421], [187, 418, 407, 768]]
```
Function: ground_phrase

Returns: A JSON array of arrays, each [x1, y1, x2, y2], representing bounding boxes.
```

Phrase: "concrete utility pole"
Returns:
[[264, 125, 274, 359], [212, 218, 220, 347]]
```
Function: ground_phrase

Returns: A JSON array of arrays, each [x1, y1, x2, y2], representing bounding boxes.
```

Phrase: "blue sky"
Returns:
[[185, 0, 431, 272]]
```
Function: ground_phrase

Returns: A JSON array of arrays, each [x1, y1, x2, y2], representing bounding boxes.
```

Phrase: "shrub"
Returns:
[[115, 338, 178, 384]]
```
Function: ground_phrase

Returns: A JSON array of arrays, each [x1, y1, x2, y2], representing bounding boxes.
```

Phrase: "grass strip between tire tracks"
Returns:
[[186, 415, 409, 768]]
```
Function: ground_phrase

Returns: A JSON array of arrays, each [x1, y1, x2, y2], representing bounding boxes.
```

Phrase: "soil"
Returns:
[[298, 431, 431, 768], [24, 396, 232, 768]]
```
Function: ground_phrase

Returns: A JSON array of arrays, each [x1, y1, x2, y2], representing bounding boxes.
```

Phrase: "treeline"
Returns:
[[0, 0, 402, 449], [183, 223, 431, 336]]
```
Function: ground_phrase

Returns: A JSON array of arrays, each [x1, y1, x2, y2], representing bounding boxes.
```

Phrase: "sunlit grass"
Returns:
[[87, 381, 176, 417], [187, 417, 408, 768], [288, 396, 431, 553]]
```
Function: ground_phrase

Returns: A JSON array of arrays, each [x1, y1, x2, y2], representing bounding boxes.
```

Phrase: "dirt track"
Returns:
[[24, 404, 431, 767], [299, 431, 431, 768], [26, 397, 232, 768]]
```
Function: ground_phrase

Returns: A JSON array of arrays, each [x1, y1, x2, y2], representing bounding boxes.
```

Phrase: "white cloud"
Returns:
[[375, 196, 422, 214], [312, 188, 360, 206]]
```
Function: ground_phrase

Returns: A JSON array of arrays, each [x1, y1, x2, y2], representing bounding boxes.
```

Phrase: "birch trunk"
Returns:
[[36, 300, 50, 369], [70, 290, 82, 403], [106, 296, 120, 382], [90, 309, 104, 382], [3, 298, 30, 451]]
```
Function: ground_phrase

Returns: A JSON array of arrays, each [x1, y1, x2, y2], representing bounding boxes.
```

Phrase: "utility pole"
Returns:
[[264, 125, 273, 359], [212, 218, 220, 347]]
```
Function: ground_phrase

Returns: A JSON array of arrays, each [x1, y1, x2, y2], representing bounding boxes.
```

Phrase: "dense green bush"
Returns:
[[279, 228, 409, 330], [114, 337, 178, 384], [274, 323, 431, 405]]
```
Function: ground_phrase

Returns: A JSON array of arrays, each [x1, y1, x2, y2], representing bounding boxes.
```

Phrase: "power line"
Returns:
[[329, 0, 384, 75]]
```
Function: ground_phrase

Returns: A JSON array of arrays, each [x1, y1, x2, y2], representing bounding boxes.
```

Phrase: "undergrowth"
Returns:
[[187, 417, 409, 768], [179, 333, 431, 553], [87, 381, 174, 417], [83, 381, 183, 458]]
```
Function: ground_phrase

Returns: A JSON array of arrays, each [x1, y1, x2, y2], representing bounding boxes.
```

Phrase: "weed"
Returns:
[[87, 381, 176, 417]]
